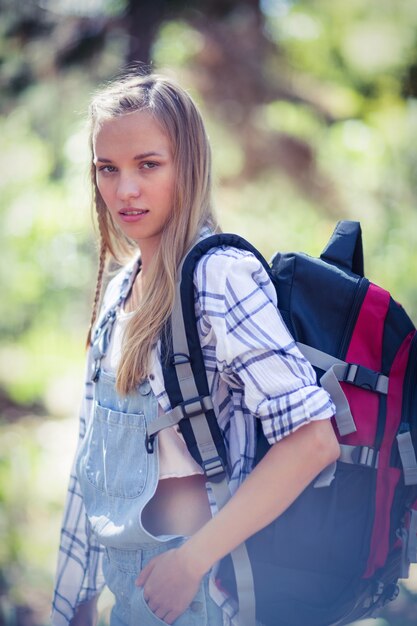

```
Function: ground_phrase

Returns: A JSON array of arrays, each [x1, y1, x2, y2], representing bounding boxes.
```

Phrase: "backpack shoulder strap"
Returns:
[[158, 232, 259, 626], [149, 233, 268, 458], [178, 232, 271, 312], [320, 220, 364, 276]]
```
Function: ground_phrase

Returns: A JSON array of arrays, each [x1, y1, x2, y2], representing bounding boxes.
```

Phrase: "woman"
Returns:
[[51, 73, 339, 626]]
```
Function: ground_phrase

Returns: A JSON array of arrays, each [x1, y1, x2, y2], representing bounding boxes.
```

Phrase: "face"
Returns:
[[93, 110, 175, 264]]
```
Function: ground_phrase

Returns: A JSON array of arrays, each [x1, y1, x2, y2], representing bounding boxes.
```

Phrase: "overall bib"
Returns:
[[75, 282, 223, 626]]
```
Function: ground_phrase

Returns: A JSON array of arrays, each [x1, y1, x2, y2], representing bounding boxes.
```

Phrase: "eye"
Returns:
[[142, 161, 158, 170], [97, 164, 117, 174]]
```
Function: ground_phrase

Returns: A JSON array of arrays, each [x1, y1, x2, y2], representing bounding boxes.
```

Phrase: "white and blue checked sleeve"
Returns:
[[51, 261, 141, 625], [195, 247, 335, 444], [51, 354, 105, 626]]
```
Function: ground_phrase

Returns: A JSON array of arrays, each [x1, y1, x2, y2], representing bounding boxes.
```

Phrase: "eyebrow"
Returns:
[[94, 151, 165, 163]]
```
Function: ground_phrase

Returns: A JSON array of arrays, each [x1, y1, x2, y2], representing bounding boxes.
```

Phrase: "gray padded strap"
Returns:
[[167, 280, 257, 626], [297, 342, 390, 435], [296, 343, 389, 395], [320, 364, 357, 436], [209, 478, 256, 626], [296, 343, 346, 372], [397, 431, 417, 485], [146, 411, 181, 436], [296, 343, 356, 436], [170, 283, 227, 476], [146, 396, 214, 438]]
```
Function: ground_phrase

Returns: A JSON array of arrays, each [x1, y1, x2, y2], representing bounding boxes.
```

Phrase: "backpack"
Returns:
[[146, 221, 417, 626]]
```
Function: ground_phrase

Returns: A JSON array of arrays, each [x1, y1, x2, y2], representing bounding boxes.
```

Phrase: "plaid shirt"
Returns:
[[51, 242, 335, 626]]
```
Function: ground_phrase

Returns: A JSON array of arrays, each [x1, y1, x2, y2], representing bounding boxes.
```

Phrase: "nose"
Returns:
[[117, 172, 141, 201]]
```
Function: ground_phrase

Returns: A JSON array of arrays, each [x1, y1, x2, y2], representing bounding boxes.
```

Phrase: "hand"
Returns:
[[135, 547, 204, 624]]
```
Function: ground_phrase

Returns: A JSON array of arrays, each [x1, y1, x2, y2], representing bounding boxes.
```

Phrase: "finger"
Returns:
[[142, 585, 156, 606], [162, 610, 178, 625], [135, 570, 147, 587], [153, 606, 170, 621], [141, 589, 176, 622], [135, 561, 153, 587], [144, 597, 170, 623]]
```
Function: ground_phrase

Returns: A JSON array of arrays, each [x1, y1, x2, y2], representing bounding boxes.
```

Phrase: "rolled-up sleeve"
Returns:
[[196, 248, 335, 445]]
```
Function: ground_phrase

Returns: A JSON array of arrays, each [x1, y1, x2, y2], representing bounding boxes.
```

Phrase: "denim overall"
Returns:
[[75, 272, 223, 626]]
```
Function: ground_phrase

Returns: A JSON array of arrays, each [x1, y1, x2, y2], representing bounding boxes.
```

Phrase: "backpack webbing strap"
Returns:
[[314, 444, 379, 488], [297, 342, 389, 437], [172, 280, 256, 626], [168, 280, 229, 477], [296, 343, 356, 436], [297, 342, 389, 394], [156, 276, 257, 626], [146, 396, 214, 439], [396, 429, 417, 485], [320, 365, 357, 436]]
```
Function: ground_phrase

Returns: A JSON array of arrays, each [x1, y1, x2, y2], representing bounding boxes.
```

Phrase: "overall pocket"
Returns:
[[83, 402, 148, 498], [131, 585, 208, 626]]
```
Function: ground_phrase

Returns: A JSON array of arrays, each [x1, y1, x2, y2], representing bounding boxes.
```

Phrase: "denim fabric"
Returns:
[[76, 321, 222, 626], [76, 367, 222, 625], [103, 537, 223, 626], [76, 369, 173, 548]]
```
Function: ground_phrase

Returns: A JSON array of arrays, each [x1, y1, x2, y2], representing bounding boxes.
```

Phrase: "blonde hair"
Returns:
[[87, 73, 219, 394]]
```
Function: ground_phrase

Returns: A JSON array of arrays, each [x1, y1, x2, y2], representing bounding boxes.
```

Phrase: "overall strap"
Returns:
[[90, 261, 140, 382]]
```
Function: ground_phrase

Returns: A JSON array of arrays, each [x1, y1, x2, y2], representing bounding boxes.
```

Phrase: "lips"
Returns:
[[119, 208, 149, 216], [118, 208, 150, 223]]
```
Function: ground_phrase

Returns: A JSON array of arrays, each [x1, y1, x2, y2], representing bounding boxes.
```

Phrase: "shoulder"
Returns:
[[193, 244, 277, 306], [194, 244, 272, 288]]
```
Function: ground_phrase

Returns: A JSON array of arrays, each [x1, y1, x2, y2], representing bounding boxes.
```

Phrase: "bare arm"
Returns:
[[136, 418, 339, 623], [181, 418, 339, 574]]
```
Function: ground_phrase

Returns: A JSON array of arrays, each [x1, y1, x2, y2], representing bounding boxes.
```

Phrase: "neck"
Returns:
[[136, 237, 160, 276], [124, 271, 143, 314]]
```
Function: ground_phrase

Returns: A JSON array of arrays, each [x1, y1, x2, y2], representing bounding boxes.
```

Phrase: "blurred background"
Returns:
[[1, 0, 417, 624]]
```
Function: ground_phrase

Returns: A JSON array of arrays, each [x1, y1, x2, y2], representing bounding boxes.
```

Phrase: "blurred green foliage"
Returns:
[[1, 0, 417, 624]]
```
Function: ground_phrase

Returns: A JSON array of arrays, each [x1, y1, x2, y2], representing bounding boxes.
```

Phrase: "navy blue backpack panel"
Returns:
[[160, 221, 417, 626]]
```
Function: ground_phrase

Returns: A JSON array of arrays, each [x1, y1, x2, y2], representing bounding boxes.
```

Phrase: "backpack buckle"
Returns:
[[145, 433, 155, 453], [339, 444, 379, 468], [344, 364, 382, 392], [178, 395, 214, 419], [202, 456, 226, 482], [171, 353, 191, 366]]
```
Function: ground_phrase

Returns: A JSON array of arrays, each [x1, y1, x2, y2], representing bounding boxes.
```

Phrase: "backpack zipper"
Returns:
[[338, 277, 369, 359]]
